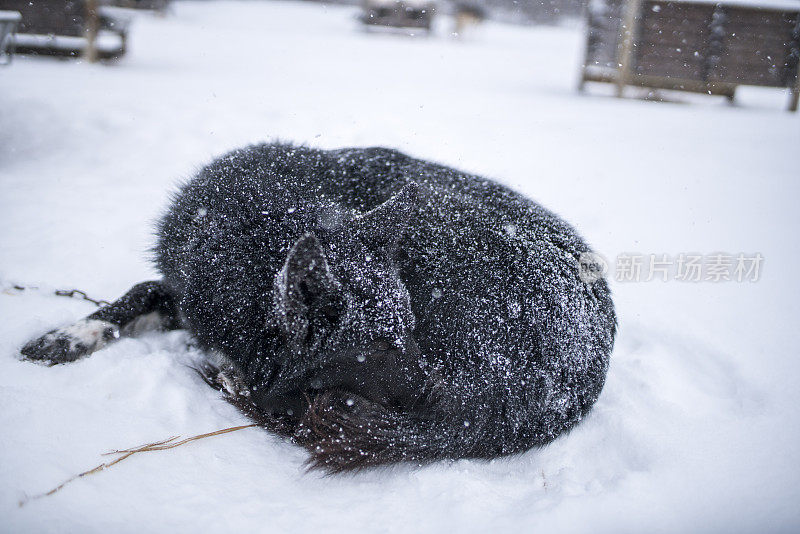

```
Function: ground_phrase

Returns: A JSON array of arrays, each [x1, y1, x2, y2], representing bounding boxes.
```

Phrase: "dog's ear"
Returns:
[[354, 182, 420, 252], [274, 233, 343, 350]]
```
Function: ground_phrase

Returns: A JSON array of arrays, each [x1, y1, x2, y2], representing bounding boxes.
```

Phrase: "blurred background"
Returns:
[[1, 1, 799, 532]]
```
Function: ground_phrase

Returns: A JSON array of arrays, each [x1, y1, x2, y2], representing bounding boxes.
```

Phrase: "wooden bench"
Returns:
[[361, 0, 436, 33], [579, 0, 800, 111], [0, 0, 130, 61], [0, 10, 20, 65]]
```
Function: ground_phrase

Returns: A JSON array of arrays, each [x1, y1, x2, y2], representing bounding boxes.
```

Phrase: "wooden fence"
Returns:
[[580, 0, 800, 111]]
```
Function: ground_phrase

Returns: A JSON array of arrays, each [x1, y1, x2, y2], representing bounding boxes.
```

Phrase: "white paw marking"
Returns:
[[208, 350, 251, 397], [52, 319, 119, 352]]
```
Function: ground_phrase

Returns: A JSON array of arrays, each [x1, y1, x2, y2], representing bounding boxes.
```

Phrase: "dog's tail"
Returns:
[[295, 389, 469, 473], [194, 360, 472, 472]]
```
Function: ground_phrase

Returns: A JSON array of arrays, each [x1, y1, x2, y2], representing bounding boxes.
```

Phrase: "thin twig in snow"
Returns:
[[19, 424, 258, 507]]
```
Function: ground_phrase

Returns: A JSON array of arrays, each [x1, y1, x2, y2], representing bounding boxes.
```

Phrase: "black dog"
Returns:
[[22, 143, 616, 471]]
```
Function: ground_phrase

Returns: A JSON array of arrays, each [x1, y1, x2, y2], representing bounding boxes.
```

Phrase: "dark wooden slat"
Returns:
[[634, 57, 705, 79], [636, 33, 708, 50], [0, 0, 86, 36]]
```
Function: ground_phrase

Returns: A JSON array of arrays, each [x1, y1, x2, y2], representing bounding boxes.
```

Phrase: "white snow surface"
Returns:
[[1, 1, 799, 532]]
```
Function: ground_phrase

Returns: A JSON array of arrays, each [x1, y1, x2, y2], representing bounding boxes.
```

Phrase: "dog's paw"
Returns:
[[21, 319, 120, 364]]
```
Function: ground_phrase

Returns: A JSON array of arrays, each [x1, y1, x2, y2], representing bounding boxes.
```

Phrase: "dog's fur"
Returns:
[[22, 143, 616, 472]]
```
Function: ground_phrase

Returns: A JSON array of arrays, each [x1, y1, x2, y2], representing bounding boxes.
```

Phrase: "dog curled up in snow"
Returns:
[[21, 143, 616, 472]]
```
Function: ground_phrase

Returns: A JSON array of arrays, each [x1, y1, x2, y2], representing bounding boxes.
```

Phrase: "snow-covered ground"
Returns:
[[1, 1, 799, 531]]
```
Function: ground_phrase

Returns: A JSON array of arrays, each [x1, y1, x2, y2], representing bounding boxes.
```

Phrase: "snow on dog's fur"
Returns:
[[21, 143, 616, 471]]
